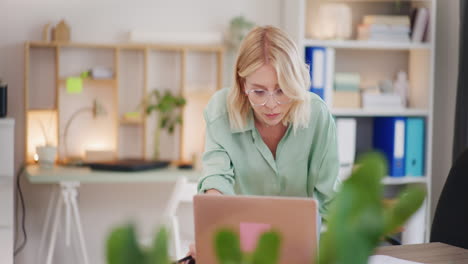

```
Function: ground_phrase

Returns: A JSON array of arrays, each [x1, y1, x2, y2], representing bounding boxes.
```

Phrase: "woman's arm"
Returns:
[[197, 112, 236, 195], [308, 102, 341, 218]]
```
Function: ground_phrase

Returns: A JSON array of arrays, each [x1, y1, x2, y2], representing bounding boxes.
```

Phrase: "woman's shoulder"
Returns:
[[308, 91, 331, 116], [204, 88, 229, 124]]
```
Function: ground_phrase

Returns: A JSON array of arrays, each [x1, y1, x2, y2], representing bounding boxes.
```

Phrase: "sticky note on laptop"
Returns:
[[239, 222, 271, 252]]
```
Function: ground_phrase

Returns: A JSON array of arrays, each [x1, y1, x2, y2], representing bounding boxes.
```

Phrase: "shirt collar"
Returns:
[[230, 109, 255, 133]]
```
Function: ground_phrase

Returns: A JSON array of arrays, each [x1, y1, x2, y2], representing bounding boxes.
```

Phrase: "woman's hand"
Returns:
[[182, 243, 196, 264], [205, 189, 222, 195], [182, 189, 221, 263]]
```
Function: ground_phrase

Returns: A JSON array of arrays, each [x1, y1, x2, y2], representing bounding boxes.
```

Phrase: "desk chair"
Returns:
[[431, 148, 468, 249], [163, 176, 198, 259]]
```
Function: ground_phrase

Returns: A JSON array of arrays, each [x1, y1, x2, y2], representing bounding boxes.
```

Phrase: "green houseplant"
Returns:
[[106, 224, 170, 264], [212, 152, 426, 264], [145, 90, 186, 160]]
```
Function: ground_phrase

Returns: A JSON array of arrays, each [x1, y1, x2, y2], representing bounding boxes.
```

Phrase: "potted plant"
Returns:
[[145, 90, 186, 160]]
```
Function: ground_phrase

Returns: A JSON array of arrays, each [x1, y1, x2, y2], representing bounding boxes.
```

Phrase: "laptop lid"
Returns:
[[194, 195, 318, 264]]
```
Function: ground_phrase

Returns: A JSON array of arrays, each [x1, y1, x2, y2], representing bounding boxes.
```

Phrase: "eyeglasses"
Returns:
[[246, 89, 292, 106]]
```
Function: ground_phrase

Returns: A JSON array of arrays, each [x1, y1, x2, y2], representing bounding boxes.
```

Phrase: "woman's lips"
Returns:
[[265, 113, 280, 119]]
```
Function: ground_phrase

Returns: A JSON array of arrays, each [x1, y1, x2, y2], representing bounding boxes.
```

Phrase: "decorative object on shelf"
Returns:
[[226, 16, 255, 50], [62, 99, 107, 163], [145, 90, 186, 160], [358, 15, 410, 42], [393, 70, 409, 107], [318, 152, 426, 264], [88, 67, 114, 80], [34, 111, 57, 167], [36, 145, 57, 168], [0, 79, 7, 117], [106, 224, 171, 264], [52, 19, 70, 42], [314, 3, 352, 40], [42, 23, 51, 42]]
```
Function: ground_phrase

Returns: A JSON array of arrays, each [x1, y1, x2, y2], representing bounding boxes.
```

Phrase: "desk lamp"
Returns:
[[62, 99, 107, 163]]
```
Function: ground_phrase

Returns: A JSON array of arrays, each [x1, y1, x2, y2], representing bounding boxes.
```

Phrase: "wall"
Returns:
[[431, 0, 460, 221], [1, 1, 281, 263]]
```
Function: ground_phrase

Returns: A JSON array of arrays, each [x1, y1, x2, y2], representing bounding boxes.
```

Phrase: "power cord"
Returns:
[[14, 164, 27, 257]]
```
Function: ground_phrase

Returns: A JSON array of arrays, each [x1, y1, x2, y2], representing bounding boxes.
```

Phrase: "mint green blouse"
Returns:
[[197, 88, 340, 215]]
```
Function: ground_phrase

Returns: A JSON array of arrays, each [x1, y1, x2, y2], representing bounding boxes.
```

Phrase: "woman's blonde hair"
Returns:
[[227, 25, 311, 132]]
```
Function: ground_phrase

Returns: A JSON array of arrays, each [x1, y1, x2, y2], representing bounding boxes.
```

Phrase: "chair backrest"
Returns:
[[163, 176, 198, 259], [430, 148, 468, 249], [164, 176, 198, 218]]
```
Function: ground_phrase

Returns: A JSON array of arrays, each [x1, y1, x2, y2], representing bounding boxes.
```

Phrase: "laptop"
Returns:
[[193, 195, 318, 264], [85, 159, 170, 172]]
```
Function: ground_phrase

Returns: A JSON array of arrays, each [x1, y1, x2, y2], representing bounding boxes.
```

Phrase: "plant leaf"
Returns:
[[251, 231, 281, 264], [148, 227, 170, 264], [214, 229, 242, 264], [106, 224, 145, 264], [383, 185, 426, 235]]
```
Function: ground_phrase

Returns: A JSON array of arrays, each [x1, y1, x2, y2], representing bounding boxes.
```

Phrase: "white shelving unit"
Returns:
[[0, 118, 14, 264], [281, 0, 436, 243]]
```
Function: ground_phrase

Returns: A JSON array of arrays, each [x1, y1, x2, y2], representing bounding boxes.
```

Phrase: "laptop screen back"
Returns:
[[194, 195, 318, 264]]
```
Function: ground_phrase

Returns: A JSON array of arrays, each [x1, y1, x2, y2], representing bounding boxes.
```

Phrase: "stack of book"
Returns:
[[358, 15, 410, 42]]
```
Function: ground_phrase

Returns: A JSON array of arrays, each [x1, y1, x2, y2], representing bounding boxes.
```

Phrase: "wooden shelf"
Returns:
[[331, 108, 429, 117], [58, 79, 117, 87], [119, 119, 144, 126], [304, 39, 431, 50], [382, 176, 427, 185], [27, 41, 225, 53], [321, 0, 431, 2]]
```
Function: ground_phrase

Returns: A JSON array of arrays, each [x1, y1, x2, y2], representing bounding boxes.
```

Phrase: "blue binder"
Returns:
[[405, 118, 425, 176], [305, 46, 326, 99], [373, 117, 406, 177]]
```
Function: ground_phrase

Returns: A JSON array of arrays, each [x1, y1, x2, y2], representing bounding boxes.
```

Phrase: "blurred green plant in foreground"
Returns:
[[106, 224, 170, 264], [318, 152, 426, 264]]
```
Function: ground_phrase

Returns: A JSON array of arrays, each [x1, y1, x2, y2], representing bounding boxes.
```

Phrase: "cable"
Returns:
[[14, 164, 27, 257]]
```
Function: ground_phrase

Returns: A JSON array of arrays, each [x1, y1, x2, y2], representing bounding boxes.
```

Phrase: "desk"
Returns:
[[24, 165, 201, 264], [376, 242, 468, 264]]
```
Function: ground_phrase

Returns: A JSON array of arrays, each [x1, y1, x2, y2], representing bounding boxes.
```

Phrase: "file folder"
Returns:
[[373, 117, 406, 177], [405, 118, 425, 176], [305, 46, 326, 99]]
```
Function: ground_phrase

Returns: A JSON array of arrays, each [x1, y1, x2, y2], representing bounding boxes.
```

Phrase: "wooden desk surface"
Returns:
[[376, 242, 468, 264]]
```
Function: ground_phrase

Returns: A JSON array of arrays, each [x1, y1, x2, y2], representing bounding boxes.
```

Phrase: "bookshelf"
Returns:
[[282, 0, 436, 243], [24, 41, 224, 165]]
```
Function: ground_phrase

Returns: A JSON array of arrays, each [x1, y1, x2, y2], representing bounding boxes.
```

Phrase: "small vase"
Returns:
[[36, 145, 57, 168]]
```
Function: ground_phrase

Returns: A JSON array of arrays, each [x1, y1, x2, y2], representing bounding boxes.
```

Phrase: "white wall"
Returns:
[[431, 1, 460, 222], [1, 1, 281, 263]]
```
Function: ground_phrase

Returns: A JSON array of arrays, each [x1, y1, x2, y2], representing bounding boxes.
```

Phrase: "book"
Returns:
[[336, 118, 357, 181], [305, 46, 334, 105], [363, 15, 410, 26], [405, 118, 425, 176], [411, 7, 429, 42], [373, 117, 406, 177]]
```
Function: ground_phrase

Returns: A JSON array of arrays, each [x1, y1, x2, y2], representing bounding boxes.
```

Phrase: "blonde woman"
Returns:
[[185, 25, 340, 262]]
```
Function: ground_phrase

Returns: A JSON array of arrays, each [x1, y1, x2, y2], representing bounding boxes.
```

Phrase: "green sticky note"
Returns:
[[66, 77, 83, 94]]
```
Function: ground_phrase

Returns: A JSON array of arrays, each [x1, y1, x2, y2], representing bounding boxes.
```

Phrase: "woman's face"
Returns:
[[244, 64, 292, 127]]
